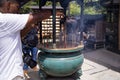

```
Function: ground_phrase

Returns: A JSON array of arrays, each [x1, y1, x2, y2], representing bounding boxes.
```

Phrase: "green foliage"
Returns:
[[20, 0, 106, 15], [20, 1, 38, 13], [45, 1, 52, 6], [20, 0, 61, 13], [68, 1, 80, 16], [84, 6, 98, 14], [83, 0, 106, 15], [45, 1, 60, 6], [66, 0, 105, 16]]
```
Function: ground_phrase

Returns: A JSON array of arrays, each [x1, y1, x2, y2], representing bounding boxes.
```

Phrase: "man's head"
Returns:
[[9, 0, 20, 13], [0, 0, 20, 13]]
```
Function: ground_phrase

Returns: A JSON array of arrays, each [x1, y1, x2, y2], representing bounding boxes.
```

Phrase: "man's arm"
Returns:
[[21, 10, 51, 38]]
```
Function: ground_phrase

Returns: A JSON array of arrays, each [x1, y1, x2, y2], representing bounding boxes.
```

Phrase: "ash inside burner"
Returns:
[[37, 40, 84, 50]]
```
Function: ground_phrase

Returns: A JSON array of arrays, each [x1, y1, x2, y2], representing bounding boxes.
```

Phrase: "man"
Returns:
[[0, 0, 51, 80], [22, 24, 39, 79]]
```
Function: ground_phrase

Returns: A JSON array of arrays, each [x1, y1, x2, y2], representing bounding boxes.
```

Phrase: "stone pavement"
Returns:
[[81, 48, 120, 80], [26, 48, 120, 80]]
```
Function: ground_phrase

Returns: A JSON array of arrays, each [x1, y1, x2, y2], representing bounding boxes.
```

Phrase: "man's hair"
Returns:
[[0, 0, 7, 7], [0, 0, 19, 7]]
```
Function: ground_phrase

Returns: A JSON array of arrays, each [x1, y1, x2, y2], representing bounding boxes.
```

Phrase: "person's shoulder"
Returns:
[[2, 13, 29, 17], [2, 13, 29, 22], [1, 13, 19, 19]]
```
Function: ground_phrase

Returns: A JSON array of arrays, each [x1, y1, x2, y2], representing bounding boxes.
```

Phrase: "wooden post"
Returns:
[[52, 0, 56, 48], [118, 5, 120, 50]]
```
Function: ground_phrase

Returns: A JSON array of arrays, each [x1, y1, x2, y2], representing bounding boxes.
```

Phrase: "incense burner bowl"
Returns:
[[38, 45, 84, 77]]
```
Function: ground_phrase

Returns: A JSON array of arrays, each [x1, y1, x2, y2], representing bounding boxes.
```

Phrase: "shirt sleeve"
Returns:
[[2, 13, 29, 34]]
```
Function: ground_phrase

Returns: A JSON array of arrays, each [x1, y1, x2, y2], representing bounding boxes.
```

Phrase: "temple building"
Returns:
[[102, 0, 120, 53]]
